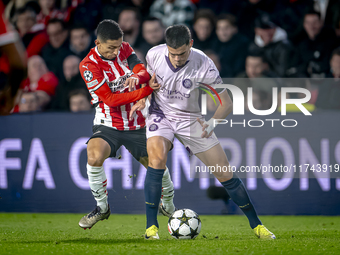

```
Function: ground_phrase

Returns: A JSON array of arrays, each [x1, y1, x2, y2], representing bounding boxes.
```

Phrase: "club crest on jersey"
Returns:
[[149, 124, 158, 132], [83, 70, 93, 81], [182, 79, 193, 89], [122, 59, 128, 67]]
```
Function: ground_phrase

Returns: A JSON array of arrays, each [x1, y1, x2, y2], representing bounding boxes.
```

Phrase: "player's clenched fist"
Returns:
[[149, 73, 161, 90]]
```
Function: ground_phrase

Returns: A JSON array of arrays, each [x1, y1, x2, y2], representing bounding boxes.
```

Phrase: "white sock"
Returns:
[[161, 166, 175, 213], [87, 163, 108, 213]]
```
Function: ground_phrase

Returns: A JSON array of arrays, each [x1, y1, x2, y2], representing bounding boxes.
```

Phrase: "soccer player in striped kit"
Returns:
[[78, 20, 176, 229]]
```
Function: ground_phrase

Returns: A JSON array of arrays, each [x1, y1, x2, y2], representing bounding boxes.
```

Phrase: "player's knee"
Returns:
[[216, 170, 233, 182], [149, 157, 167, 169], [87, 150, 105, 167]]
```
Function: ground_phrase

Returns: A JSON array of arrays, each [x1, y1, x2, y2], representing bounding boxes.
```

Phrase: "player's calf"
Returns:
[[87, 163, 109, 213]]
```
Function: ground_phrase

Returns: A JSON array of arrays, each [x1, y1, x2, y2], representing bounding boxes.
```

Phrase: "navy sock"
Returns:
[[221, 175, 262, 229], [144, 166, 164, 229]]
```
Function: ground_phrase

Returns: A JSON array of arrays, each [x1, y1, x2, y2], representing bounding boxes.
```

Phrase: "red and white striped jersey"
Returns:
[[80, 42, 152, 131]]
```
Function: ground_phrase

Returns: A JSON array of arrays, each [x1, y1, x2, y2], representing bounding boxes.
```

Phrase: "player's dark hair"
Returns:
[[165, 25, 191, 49], [96, 19, 124, 42]]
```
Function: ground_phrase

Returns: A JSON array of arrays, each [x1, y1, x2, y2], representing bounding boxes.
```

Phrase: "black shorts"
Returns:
[[87, 125, 148, 161]]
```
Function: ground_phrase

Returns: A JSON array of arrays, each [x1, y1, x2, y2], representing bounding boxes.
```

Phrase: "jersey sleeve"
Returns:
[[79, 60, 153, 107], [198, 57, 224, 94], [127, 52, 143, 70], [79, 61, 106, 91], [145, 50, 155, 76], [121, 42, 134, 59], [121, 42, 150, 85], [131, 63, 150, 85], [93, 83, 154, 107]]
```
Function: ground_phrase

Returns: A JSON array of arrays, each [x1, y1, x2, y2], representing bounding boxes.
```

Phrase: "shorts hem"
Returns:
[[87, 135, 116, 158], [192, 140, 220, 155], [146, 134, 174, 151]]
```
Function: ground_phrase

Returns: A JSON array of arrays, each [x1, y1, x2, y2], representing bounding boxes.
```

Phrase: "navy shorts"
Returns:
[[87, 125, 148, 161]]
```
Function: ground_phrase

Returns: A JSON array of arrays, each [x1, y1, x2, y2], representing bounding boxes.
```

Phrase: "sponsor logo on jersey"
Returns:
[[82, 65, 88, 69], [182, 79, 193, 89], [108, 73, 132, 92], [86, 79, 99, 87], [83, 70, 93, 81], [149, 123, 158, 131], [160, 87, 190, 98]]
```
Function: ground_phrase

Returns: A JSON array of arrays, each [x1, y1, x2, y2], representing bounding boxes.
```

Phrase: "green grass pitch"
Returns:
[[0, 214, 339, 255]]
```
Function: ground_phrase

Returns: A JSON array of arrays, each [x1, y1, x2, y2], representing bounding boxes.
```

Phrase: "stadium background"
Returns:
[[1, 0, 340, 216]]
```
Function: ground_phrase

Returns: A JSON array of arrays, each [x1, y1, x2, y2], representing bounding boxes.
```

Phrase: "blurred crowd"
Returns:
[[2, 0, 340, 113]]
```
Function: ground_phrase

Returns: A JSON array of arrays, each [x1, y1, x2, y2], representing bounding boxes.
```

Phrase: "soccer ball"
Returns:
[[168, 209, 201, 239]]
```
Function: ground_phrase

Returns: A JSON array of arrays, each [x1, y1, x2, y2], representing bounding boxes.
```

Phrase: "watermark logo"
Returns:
[[200, 84, 312, 128], [197, 82, 222, 106]]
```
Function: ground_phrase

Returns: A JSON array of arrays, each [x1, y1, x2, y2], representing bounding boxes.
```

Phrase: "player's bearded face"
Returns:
[[167, 41, 192, 68], [96, 37, 123, 60]]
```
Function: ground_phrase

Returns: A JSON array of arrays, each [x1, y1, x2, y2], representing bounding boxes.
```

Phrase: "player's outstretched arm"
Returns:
[[197, 90, 233, 138], [211, 89, 233, 120], [80, 60, 156, 108], [94, 82, 155, 108]]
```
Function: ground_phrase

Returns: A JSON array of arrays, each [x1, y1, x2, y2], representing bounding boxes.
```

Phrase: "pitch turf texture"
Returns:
[[0, 214, 339, 255]]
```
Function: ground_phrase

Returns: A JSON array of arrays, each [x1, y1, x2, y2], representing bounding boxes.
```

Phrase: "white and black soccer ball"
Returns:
[[168, 209, 201, 239]]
